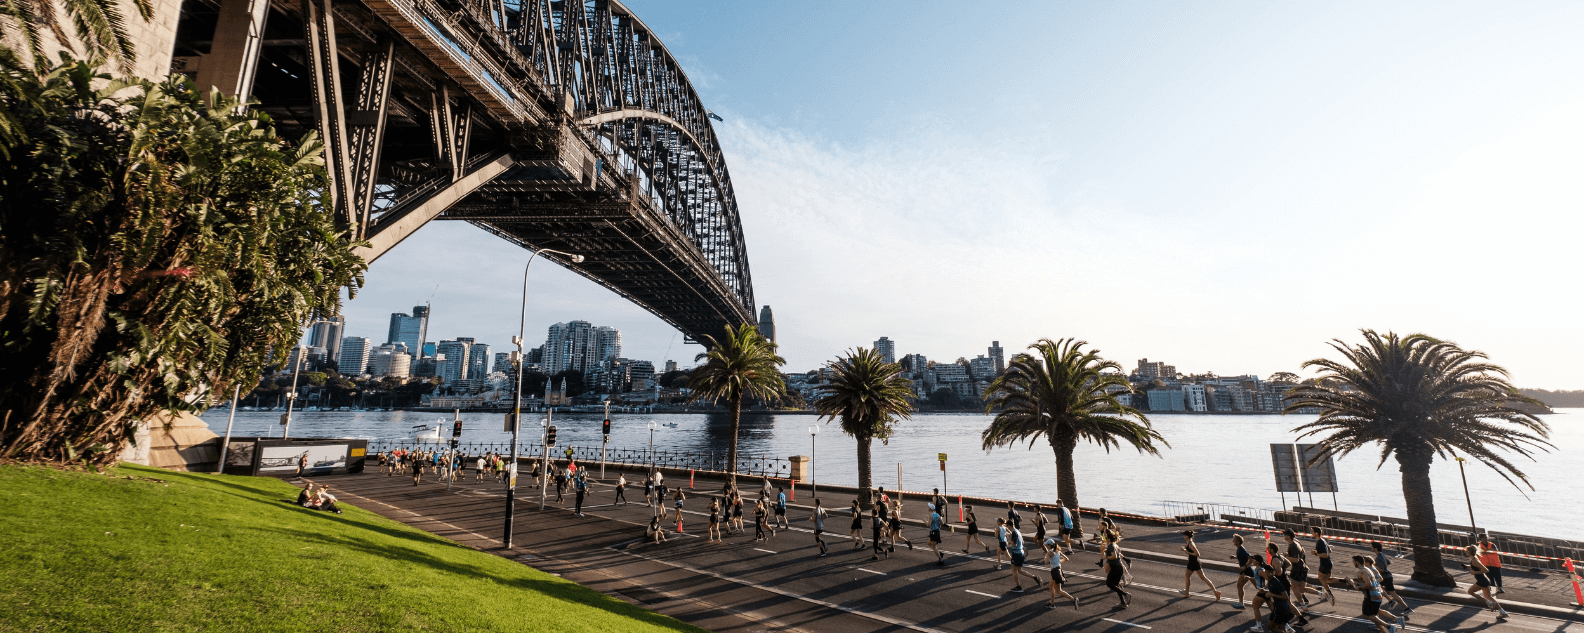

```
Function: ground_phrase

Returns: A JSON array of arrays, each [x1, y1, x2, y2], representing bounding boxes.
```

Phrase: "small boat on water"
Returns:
[[413, 420, 443, 440], [662, 422, 679, 428]]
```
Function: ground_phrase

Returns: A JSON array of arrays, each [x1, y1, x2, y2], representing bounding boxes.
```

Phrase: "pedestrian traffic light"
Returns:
[[546, 425, 558, 446], [452, 420, 463, 438], [602, 419, 611, 436]]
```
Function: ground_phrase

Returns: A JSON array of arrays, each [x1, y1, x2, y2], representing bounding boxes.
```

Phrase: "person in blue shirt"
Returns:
[[1007, 523, 1041, 592], [1043, 539, 1078, 609], [927, 503, 946, 565], [994, 518, 1009, 570], [573, 470, 587, 517], [774, 487, 789, 529], [1056, 500, 1078, 553]]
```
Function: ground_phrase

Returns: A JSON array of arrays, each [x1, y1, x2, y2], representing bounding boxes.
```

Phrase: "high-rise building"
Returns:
[[436, 339, 472, 383], [901, 353, 927, 373], [283, 346, 311, 373], [468, 343, 492, 378], [493, 352, 513, 374], [307, 316, 345, 365], [758, 305, 776, 343], [542, 321, 622, 376], [989, 341, 1004, 375], [528, 346, 543, 364], [387, 306, 429, 359], [664, 360, 678, 373], [874, 337, 895, 364], [1136, 358, 1173, 379], [338, 337, 371, 375], [969, 355, 995, 379], [370, 343, 411, 378], [628, 360, 656, 391], [595, 327, 621, 364]]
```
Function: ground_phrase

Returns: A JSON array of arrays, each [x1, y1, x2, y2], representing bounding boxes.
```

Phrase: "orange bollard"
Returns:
[[1567, 558, 1583, 607], [790, 480, 795, 501], [690, 469, 695, 489], [959, 495, 964, 522], [1264, 529, 1273, 564]]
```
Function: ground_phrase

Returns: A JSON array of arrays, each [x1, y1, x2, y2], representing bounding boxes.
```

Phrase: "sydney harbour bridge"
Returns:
[[169, 0, 755, 340]]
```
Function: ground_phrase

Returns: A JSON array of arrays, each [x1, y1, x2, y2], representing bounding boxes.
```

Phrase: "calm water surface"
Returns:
[[201, 408, 1584, 540]]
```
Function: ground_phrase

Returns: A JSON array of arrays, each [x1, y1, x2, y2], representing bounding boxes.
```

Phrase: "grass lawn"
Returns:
[[0, 463, 706, 632]]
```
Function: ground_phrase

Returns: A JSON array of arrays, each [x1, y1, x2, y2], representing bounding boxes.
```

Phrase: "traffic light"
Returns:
[[602, 419, 611, 436], [546, 425, 558, 447], [452, 419, 463, 438]]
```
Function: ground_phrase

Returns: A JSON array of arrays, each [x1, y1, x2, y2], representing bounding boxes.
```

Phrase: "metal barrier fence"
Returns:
[[365, 439, 792, 479], [1159, 500, 1274, 524]]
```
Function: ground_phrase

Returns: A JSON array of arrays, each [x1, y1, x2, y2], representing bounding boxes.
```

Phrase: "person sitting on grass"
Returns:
[[296, 482, 315, 507], [315, 486, 343, 514], [648, 515, 668, 544]]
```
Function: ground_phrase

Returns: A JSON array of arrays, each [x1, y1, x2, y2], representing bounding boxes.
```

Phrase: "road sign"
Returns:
[[938, 453, 947, 461], [1297, 444, 1338, 493], [1270, 444, 1302, 493]]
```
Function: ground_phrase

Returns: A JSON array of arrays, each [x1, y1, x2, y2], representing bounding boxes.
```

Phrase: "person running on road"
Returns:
[[707, 498, 722, 543], [1043, 539, 1079, 609], [573, 470, 588, 517], [994, 518, 1009, 569], [812, 498, 829, 556], [1233, 533, 1257, 609], [1261, 561, 1296, 633], [1104, 530, 1131, 608], [1034, 506, 1051, 558], [1465, 544, 1508, 617], [1370, 541, 1413, 615], [752, 498, 766, 541], [1008, 521, 1040, 593], [643, 474, 655, 507], [1091, 508, 1114, 544], [411, 455, 424, 486], [849, 499, 865, 549], [474, 455, 485, 482], [1056, 501, 1079, 553], [1311, 526, 1338, 605], [774, 486, 789, 529], [962, 505, 990, 554], [1350, 555, 1402, 633], [1007, 501, 1022, 531], [615, 473, 627, 504], [1181, 530, 1223, 601], [1244, 543, 1271, 628], [870, 505, 888, 561], [889, 499, 911, 552], [555, 467, 569, 505], [731, 491, 745, 534], [931, 488, 948, 523], [927, 503, 945, 565], [671, 488, 686, 531], [875, 495, 891, 551], [1282, 530, 1321, 611], [1478, 538, 1505, 594]]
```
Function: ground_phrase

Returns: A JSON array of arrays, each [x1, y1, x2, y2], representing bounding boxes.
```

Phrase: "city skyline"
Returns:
[[335, 3, 1584, 388]]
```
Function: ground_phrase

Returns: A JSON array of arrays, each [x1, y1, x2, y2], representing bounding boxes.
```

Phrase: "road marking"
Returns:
[[1102, 618, 1150, 628], [965, 589, 999, 598], [754, 548, 777, 554], [857, 568, 888, 575], [617, 546, 950, 633]]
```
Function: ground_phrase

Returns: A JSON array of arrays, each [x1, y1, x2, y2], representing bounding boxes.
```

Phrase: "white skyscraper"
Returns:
[[873, 337, 895, 364], [338, 337, 371, 376], [468, 343, 492, 379], [542, 321, 622, 377], [370, 343, 411, 378], [307, 316, 345, 365], [436, 339, 472, 383]]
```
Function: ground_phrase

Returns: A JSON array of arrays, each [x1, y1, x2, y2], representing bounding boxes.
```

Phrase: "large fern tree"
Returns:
[[1286, 330, 1549, 587], [813, 347, 913, 510], [0, 57, 365, 465], [981, 338, 1166, 512], [687, 323, 785, 482]]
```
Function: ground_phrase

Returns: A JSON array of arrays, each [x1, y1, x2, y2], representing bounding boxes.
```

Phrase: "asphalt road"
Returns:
[[319, 470, 1582, 633]]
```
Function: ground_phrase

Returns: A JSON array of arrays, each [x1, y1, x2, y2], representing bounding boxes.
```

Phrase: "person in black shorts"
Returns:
[[1043, 539, 1079, 609], [1180, 530, 1222, 600], [870, 505, 888, 561], [962, 505, 989, 553], [927, 503, 946, 565], [849, 499, 865, 548], [1103, 530, 1131, 608], [812, 498, 829, 556], [994, 517, 1009, 569], [1034, 506, 1050, 557], [1370, 541, 1413, 614], [1233, 533, 1257, 609], [1283, 529, 1319, 609], [888, 499, 911, 552], [1312, 526, 1337, 605], [1006, 500, 1022, 531], [707, 498, 722, 543], [1261, 562, 1295, 633]]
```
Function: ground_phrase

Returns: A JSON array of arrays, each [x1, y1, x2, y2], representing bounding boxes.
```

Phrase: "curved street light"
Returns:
[[808, 424, 819, 499]]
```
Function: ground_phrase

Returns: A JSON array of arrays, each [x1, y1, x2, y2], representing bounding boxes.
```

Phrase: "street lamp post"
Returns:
[[808, 424, 819, 499], [281, 351, 303, 439], [1455, 453, 1478, 536], [216, 384, 241, 473], [504, 248, 582, 549], [647, 420, 658, 481], [601, 399, 611, 480]]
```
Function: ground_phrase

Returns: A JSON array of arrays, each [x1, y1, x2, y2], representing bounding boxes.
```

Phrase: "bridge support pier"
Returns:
[[195, 0, 270, 100]]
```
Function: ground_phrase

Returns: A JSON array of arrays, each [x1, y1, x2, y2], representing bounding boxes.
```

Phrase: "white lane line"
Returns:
[[856, 568, 888, 576], [965, 589, 1000, 598], [1102, 618, 1150, 628], [754, 548, 778, 554], [617, 546, 950, 633]]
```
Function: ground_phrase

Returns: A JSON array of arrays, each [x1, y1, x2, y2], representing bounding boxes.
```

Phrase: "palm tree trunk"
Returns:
[[1397, 444, 1455, 587], [726, 393, 742, 484], [856, 433, 873, 510], [1051, 427, 1079, 510]]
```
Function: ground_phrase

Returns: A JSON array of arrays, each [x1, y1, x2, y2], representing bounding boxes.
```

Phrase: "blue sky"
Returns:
[[344, 1, 1584, 388]]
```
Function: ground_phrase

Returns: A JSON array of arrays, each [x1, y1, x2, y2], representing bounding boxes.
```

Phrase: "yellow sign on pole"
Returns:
[[938, 453, 947, 461]]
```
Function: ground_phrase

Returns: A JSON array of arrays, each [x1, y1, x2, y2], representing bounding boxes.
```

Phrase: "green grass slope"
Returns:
[[0, 464, 704, 633]]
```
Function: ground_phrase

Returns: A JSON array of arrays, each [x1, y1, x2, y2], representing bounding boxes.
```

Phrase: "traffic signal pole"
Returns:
[[601, 400, 611, 480]]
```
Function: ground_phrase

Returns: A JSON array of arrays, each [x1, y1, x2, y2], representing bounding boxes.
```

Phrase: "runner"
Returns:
[[1181, 530, 1223, 600], [1007, 520, 1040, 592], [927, 503, 945, 565], [707, 498, 722, 543], [962, 505, 990, 554], [1056, 500, 1079, 553], [1007, 500, 1022, 531], [754, 498, 768, 541], [731, 491, 746, 534], [931, 488, 948, 525], [411, 454, 424, 486], [1103, 530, 1131, 608], [1261, 561, 1296, 633], [849, 499, 865, 549], [554, 466, 567, 506], [644, 474, 655, 507], [1245, 542, 1271, 629], [573, 469, 587, 517], [889, 499, 911, 552], [1034, 506, 1050, 558], [1370, 541, 1413, 614], [812, 498, 829, 556], [1282, 530, 1321, 610], [615, 473, 628, 504], [1311, 526, 1337, 605], [994, 518, 1009, 570], [1465, 544, 1508, 617], [474, 454, 485, 482], [1350, 555, 1402, 633], [1091, 508, 1115, 544], [774, 486, 789, 530], [870, 505, 888, 561], [1478, 538, 1505, 594], [1233, 533, 1257, 609], [671, 488, 686, 531], [1043, 539, 1079, 609], [876, 495, 892, 551]]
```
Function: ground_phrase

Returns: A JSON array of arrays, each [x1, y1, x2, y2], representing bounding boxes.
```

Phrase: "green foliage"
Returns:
[[688, 323, 785, 476], [813, 347, 912, 507], [0, 0, 152, 75], [0, 56, 365, 464], [981, 338, 1164, 509], [1285, 330, 1550, 586], [0, 463, 706, 632], [926, 387, 961, 410]]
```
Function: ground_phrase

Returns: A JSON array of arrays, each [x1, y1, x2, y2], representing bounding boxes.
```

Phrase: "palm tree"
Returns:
[[687, 323, 785, 482], [981, 338, 1166, 514], [1285, 330, 1550, 587], [1, 0, 152, 73], [813, 347, 913, 510]]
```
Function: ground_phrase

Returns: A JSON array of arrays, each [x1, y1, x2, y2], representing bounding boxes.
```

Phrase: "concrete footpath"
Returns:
[[307, 464, 1582, 633]]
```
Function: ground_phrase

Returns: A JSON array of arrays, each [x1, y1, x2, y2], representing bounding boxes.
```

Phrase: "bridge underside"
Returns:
[[166, 0, 756, 342]]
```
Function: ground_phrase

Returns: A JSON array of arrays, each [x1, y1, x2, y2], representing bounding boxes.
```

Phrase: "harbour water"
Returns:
[[201, 407, 1584, 541]]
